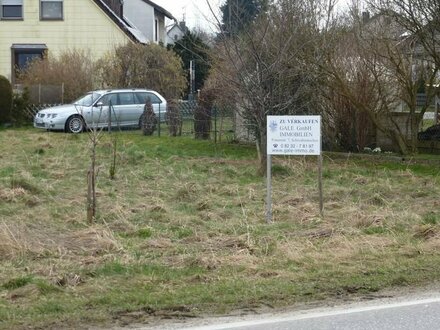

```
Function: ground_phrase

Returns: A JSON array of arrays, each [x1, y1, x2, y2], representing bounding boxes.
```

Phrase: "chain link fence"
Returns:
[[23, 98, 240, 142], [161, 100, 236, 142]]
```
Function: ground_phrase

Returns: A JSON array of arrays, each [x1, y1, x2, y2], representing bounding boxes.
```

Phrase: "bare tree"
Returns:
[[86, 125, 101, 223], [320, 7, 438, 154], [368, 0, 440, 150], [206, 0, 335, 174], [370, 0, 440, 69], [79, 109, 104, 223]]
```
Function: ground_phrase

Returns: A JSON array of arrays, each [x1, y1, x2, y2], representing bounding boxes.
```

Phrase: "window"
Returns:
[[99, 93, 119, 106], [40, 0, 62, 20], [135, 92, 161, 104], [118, 93, 135, 105], [1, 0, 23, 19], [155, 19, 159, 42], [11, 44, 47, 83], [74, 92, 103, 107]]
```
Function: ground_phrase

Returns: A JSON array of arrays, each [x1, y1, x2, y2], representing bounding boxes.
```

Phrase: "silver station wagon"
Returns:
[[34, 89, 167, 133]]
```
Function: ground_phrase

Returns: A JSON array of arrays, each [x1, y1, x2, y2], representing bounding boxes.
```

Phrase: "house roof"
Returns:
[[167, 21, 189, 34], [93, 0, 144, 43], [140, 0, 175, 20], [92, 0, 175, 44]]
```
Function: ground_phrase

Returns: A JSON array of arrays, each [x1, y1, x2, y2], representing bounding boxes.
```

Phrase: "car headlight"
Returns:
[[48, 114, 58, 119]]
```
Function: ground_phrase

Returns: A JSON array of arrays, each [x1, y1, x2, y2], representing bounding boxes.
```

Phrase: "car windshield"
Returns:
[[73, 92, 102, 107]]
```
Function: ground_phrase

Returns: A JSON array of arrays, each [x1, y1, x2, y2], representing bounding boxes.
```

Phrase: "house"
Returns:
[[355, 11, 440, 152], [0, 0, 175, 84], [166, 20, 189, 45], [123, 0, 175, 45]]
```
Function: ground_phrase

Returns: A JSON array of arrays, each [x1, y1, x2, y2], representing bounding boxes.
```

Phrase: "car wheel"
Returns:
[[66, 115, 85, 133]]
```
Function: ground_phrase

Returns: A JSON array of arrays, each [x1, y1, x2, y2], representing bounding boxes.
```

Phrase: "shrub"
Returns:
[[140, 98, 157, 136], [19, 49, 96, 103], [11, 88, 31, 125], [166, 100, 182, 136], [96, 43, 187, 100], [0, 75, 12, 124], [194, 89, 214, 139]]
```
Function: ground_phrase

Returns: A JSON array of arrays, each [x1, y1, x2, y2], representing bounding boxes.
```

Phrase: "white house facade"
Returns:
[[123, 0, 174, 45]]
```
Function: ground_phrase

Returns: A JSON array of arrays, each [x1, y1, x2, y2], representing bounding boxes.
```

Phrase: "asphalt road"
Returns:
[[136, 294, 440, 330], [187, 297, 440, 330]]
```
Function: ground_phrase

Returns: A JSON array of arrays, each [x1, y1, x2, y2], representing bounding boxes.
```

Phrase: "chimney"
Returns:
[[362, 11, 370, 24], [179, 21, 187, 32]]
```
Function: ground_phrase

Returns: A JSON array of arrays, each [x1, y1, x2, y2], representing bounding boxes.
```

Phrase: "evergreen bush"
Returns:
[[0, 75, 12, 124], [12, 88, 30, 126], [141, 98, 157, 136], [194, 89, 214, 139], [166, 100, 182, 136]]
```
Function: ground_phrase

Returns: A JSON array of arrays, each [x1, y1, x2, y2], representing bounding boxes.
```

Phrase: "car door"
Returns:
[[96, 93, 119, 127], [79, 92, 104, 127], [113, 92, 138, 126]]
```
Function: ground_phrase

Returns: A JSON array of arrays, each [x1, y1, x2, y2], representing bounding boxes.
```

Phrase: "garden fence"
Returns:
[[24, 100, 237, 142]]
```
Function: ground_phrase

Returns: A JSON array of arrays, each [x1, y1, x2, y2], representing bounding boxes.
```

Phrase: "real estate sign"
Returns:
[[265, 115, 323, 223], [267, 115, 321, 155]]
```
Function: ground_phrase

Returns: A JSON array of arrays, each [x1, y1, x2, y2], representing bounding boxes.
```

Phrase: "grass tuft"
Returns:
[[2, 276, 33, 290], [10, 177, 41, 194], [422, 212, 439, 225]]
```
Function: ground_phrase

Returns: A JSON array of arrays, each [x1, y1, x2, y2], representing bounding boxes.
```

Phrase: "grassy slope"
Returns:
[[1, 128, 440, 329]]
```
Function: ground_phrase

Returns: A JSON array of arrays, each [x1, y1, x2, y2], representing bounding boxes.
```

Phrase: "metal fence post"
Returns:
[[158, 103, 161, 137], [108, 100, 112, 133], [214, 106, 217, 143]]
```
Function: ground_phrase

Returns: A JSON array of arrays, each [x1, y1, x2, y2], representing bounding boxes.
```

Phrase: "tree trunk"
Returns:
[[86, 167, 95, 223], [409, 114, 421, 154], [391, 130, 409, 155]]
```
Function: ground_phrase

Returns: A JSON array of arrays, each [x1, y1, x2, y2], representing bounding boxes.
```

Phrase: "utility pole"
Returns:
[[189, 60, 195, 100]]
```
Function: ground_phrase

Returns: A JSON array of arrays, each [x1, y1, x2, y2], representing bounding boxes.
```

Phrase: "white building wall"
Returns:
[[0, 0, 131, 81], [123, 0, 155, 42], [166, 24, 184, 45]]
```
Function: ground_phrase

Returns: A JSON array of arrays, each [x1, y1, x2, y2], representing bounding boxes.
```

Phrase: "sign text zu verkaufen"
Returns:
[[267, 115, 321, 155]]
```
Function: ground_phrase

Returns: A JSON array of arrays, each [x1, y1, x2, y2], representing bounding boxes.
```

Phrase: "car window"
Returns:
[[73, 92, 102, 106], [135, 92, 161, 104], [99, 93, 119, 106], [118, 92, 136, 105]]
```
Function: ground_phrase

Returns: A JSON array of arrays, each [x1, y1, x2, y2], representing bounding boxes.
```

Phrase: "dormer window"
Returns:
[[40, 0, 63, 20], [1, 0, 23, 19]]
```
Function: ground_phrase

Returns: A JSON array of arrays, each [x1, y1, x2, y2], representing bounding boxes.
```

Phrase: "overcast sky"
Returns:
[[152, 0, 223, 31], [152, 0, 352, 32]]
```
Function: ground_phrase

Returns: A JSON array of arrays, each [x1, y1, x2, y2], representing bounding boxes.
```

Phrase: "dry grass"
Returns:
[[63, 226, 122, 256], [0, 222, 121, 261], [1, 129, 440, 328]]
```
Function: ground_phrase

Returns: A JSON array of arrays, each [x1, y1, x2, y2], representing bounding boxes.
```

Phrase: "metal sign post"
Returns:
[[266, 115, 322, 223], [266, 154, 272, 223]]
